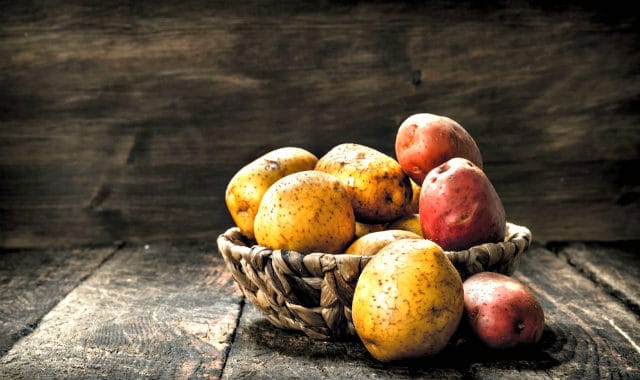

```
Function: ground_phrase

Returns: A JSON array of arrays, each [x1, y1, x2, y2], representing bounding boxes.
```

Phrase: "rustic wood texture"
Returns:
[[0, 242, 243, 379], [1, 1, 638, 248], [0, 244, 120, 356], [553, 241, 640, 315], [0, 241, 638, 378], [221, 244, 640, 379]]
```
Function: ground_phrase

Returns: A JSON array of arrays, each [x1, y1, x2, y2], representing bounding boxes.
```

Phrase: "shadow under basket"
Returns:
[[217, 222, 532, 340]]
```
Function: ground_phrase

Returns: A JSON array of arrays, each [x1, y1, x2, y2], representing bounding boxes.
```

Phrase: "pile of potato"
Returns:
[[225, 113, 544, 362]]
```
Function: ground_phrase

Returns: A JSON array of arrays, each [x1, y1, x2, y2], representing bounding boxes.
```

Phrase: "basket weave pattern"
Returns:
[[217, 222, 531, 340]]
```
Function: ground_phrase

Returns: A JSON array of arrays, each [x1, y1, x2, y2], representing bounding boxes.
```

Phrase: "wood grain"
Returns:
[[1, 1, 639, 248], [0, 234, 638, 377], [552, 242, 640, 315], [0, 244, 120, 356], [221, 245, 640, 379], [0, 242, 243, 379]]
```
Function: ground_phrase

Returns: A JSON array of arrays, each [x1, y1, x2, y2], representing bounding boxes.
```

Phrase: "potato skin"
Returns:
[[395, 113, 483, 185], [355, 221, 388, 238], [387, 214, 423, 238], [406, 179, 421, 214], [253, 170, 355, 254], [225, 147, 318, 240], [315, 143, 413, 223], [463, 272, 545, 349], [352, 239, 464, 362], [419, 157, 505, 251], [345, 229, 421, 255]]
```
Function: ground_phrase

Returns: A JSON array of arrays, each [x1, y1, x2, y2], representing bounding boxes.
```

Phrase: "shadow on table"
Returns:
[[243, 317, 564, 372]]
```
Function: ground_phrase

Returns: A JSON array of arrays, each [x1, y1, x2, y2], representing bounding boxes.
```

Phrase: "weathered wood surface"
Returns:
[[553, 242, 640, 315], [0, 244, 120, 356], [0, 241, 638, 379], [1, 1, 639, 249], [0, 242, 243, 379], [221, 244, 640, 379]]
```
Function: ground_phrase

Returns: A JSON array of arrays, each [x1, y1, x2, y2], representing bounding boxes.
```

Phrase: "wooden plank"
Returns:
[[0, 244, 120, 356], [552, 242, 640, 315], [222, 245, 640, 379], [0, 242, 243, 379], [1, 1, 639, 248]]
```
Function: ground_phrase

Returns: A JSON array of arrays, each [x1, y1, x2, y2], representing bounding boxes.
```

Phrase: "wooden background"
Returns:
[[1, 1, 639, 249]]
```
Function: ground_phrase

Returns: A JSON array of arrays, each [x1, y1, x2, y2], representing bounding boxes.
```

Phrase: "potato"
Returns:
[[395, 113, 483, 185], [225, 147, 317, 240], [355, 221, 388, 238], [420, 157, 506, 251], [387, 214, 423, 238], [406, 179, 421, 214], [345, 229, 421, 255], [315, 143, 413, 223], [253, 170, 355, 254], [352, 239, 464, 362], [463, 272, 545, 349]]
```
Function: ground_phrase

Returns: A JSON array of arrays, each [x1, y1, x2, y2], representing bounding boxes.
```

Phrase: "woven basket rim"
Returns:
[[218, 221, 531, 262]]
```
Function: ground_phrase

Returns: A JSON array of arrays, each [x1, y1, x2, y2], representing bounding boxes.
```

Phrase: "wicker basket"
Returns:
[[217, 222, 532, 340]]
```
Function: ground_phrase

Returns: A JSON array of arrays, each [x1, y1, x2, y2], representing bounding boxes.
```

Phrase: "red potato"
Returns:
[[395, 113, 483, 185], [463, 272, 545, 349], [419, 157, 506, 251]]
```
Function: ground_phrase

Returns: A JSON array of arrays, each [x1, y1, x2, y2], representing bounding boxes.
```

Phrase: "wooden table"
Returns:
[[1, 240, 638, 379]]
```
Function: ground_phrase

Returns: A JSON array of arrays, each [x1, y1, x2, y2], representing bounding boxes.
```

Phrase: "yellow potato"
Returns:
[[355, 221, 388, 238], [388, 214, 423, 238], [352, 238, 464, 362], [345, 229, 421, 255], [406, 179, 421, 214], [225, 147, 318, 240], [253, 170, 355, 254], [315, 143, 413, 223]]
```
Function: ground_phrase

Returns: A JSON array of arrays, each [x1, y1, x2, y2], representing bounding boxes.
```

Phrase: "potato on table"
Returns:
[[463, 272, 545, 349]]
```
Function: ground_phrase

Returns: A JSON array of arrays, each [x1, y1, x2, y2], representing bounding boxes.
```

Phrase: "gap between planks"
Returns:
[[0, 241, 125, 358], [546, 241, 640, 319], [219, 297, 247, 378]]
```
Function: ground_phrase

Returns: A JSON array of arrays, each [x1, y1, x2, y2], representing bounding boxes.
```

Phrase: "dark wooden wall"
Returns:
[[1, 1, 638, 249]]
